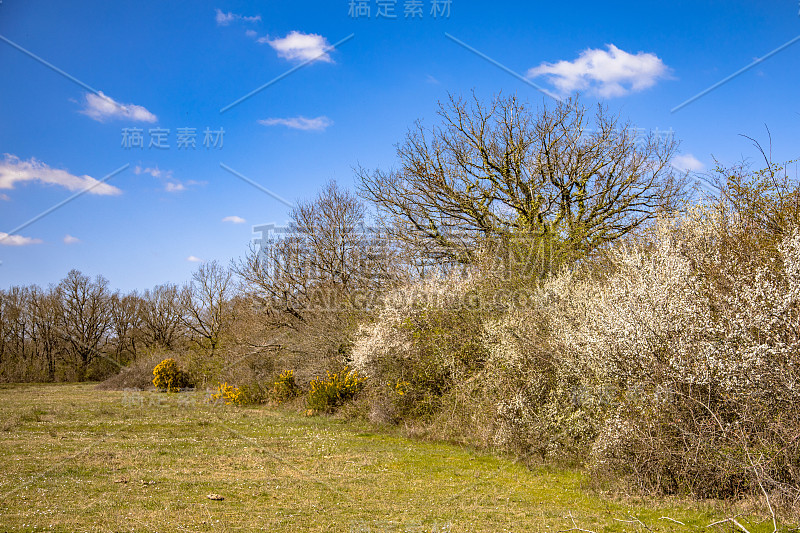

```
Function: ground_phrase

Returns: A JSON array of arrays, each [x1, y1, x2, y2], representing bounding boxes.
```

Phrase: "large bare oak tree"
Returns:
[[358, 94, 687, 264]]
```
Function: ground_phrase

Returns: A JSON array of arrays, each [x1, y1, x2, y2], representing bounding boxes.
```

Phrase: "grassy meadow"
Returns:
[[0, 383, 777, 532]]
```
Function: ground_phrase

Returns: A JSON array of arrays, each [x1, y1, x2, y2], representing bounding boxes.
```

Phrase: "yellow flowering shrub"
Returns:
[[307, 367, 366, 414], [152, 358, 190, 392], [388, 379, 409, 396], [209, 382, 245, 406], [271, 370, 300, 404]]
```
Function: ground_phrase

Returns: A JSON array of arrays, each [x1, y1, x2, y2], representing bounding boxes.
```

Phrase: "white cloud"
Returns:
[[166, 180, 205, 193], [80, 91, 157, 123], [258, 116, 333, 131], [0, 193, 9, 201], [63, 234, 81, 244], [672, 153, 705, 172], [0, 154, 121, 196], [187, 255, 203, 263], [262, 31, 333, 63], [216, 9, 260, 26], [0, 232, 42, 246], [222, 215, 246, 224], [527, 44, 670, 98], [134, 165, 170, 179], [133, 166, 201, 192], [215, 9, 235, 25], [245, 29, 257, 38]]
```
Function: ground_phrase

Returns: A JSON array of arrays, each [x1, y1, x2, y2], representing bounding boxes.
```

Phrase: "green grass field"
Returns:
[[0, 383, 776, 532]]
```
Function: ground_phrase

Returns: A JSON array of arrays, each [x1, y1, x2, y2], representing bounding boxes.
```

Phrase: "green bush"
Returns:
[[307, 367, 366, 414], [152, 358, 191, 392], [237, 382, 268, 405]]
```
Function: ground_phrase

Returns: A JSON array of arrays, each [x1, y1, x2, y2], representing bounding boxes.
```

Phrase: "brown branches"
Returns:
[[358, 93, 687, 265]]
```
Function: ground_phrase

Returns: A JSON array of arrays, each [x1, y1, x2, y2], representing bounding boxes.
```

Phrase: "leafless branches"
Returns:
[[180, 260, 235, 354], [358, 93, 687, 265], [57, 269, 113, 380]]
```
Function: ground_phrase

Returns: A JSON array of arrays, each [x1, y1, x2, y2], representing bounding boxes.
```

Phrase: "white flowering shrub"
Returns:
[[483, 271, 610, 461], [570, 213, 800, 504], [352, 264, 606, 457], [351, 205, 800, 513], [351, 276, 489, 423]]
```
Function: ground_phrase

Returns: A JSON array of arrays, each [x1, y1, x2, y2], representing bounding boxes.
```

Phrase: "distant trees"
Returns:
[[0, 285, 64, 381], [139, 284, 183, 350], [236, 181, 400, 375], [238, 181, 397, 322], [358, 94, 687, 266], [28, 286, 63, 381], [180, 260, 235, 354], [0, 258, 247, 382], [1, 287, 29, 365], [58, 270, 114, 381], [109, 291, 141, 361]]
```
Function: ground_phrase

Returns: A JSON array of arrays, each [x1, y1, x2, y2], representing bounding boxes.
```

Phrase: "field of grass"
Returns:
[[0, 383, 777, 532]]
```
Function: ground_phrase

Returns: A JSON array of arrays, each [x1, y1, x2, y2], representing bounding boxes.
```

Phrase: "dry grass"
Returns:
[[0, 383, 776, 532]]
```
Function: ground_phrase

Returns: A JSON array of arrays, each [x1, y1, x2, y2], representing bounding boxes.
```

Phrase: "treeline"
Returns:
[[3, 94, 799, 518], [0, 262, 236, 382]]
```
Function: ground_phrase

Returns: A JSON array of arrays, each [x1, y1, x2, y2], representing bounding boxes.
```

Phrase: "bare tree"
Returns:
[[0, 289, 6, 366], [180, 260, 234, 354], [57, 270, 113, 380], [238, 181, 397, 322], [1, 285, 65, 381], [139, 284, 183, 350], [0, 288, 24, 367], [109, 291, 142, 362], [236, 181, 399, 376], [28, 286, 64, 381], [1, 287, 32, 364], [0, 289, 12, 366], [358, 93, 687, 265]]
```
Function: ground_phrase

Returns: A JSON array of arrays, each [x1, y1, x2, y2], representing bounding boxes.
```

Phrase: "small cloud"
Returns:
[[528, 44, 670, 98], [63, 234, 81, 244], [187, 255, 203, 263], [215, 9, 235, 25], [222, 215, 246, 224], [133, 165, 200, 192], [425, 74, 440, 85], [263, 31, 333, 63], [0, 193, 9, 201], [672, 153, 705, 172], [0, 232, 42, 246], [165, 180, 205, 193], [216, 8, 260, 26], [165, 182, 186, 192], [80, 91, 157, 123], [0, 154, 121, 195], [134, 165, 170, 179], [245, 29, 258, 38], [258, 116, 333, 131]]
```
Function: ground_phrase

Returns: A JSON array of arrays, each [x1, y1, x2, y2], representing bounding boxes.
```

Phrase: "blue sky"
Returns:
[[1, 0, 799, 291]]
